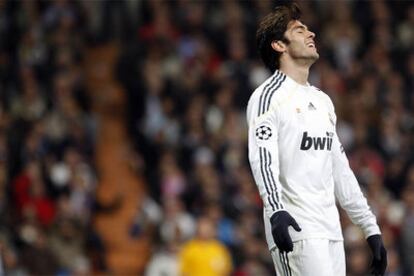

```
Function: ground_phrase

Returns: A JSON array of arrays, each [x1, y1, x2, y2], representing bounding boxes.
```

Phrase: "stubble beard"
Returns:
[[294, 52, 319, 67], [287, 44, 319, 67], [307, 52, 319, 65]]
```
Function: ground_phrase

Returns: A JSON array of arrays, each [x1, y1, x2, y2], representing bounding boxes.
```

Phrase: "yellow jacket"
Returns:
[[179, 239, 233, 276]]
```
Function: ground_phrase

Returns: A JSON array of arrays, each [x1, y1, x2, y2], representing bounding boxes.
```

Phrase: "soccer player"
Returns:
[[247, 3, 387, 276]]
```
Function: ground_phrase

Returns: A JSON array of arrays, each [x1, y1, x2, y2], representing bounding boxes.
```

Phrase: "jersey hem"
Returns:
[[268, 235, 344, 251]]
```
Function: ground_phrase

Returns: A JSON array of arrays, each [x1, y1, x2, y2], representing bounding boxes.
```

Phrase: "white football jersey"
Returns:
[[247, 70, 381, 250]]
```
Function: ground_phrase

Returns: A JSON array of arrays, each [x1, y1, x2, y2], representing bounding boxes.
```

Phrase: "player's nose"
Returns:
[[308, 30, 315, 39]]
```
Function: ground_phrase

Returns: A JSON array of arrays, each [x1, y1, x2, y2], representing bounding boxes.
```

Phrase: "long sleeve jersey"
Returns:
[[247, 70, 381, 250]]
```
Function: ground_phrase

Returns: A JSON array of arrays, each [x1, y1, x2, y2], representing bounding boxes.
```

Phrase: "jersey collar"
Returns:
[[274, 69, 311, 90]]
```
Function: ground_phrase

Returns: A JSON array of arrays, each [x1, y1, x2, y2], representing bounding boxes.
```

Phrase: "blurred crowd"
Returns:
[[0, 0, 105, 275], [0, 0, 413, 275]]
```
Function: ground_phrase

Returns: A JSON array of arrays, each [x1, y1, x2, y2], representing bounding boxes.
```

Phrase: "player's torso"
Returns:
[[275, 85, 335, 184], [274, 85, 340, 230]]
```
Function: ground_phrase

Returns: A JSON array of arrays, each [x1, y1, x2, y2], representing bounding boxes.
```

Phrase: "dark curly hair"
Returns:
[[256, 2, 301, 72]]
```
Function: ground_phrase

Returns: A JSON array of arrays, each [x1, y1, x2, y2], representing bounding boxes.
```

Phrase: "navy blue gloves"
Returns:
[[270, 210, 302, 252], [367, 234, 387, 275]]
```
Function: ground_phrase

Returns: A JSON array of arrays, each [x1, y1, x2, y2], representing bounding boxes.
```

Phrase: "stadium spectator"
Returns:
[[179, 216, 233, 275]]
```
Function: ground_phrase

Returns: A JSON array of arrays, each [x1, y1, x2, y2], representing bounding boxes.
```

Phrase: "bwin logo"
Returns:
[[300, 132, 333, 151]]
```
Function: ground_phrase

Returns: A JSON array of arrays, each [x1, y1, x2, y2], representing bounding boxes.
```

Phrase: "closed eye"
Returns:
[[293, 25, 307, 34]]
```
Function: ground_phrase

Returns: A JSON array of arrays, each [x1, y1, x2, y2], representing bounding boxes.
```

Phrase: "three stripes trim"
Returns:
[[279, 251, 292, 276], [256, 71, 286, 212], [258, 70, 287, 116], [259, 147, 283, 212]]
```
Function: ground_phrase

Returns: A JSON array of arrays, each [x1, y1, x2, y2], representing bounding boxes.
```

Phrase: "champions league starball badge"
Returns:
[[256, 125, 272, 140]]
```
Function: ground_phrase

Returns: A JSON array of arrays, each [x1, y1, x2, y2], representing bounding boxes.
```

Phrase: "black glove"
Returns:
[[366, 234, 387, 276], [270, 210, 301, 252]]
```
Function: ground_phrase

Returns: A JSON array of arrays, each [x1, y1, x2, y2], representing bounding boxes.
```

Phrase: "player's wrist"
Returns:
[[366, 234, 383, 251], [361, 224, 381, 239], [270, 210, 289, 225]]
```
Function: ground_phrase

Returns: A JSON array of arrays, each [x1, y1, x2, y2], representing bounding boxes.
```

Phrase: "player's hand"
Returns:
[[366, 234, 387, 276], [270, 210, 301, 252]]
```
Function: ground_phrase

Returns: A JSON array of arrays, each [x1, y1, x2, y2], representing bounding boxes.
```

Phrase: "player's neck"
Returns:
[[279, 62, 310, 86]]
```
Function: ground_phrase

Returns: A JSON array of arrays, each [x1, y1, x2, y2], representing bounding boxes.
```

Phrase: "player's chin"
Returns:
[[309, 48, 319, 57], [303, 53, 319, 63], [312, 52, 319, 60], [307, 50, 319, 61]]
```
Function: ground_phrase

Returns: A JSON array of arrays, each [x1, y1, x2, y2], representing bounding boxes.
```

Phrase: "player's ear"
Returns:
[[271, 40, 286, 53]]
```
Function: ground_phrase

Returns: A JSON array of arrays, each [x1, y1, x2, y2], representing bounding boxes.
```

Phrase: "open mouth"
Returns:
[[307, 42, 315, 48]]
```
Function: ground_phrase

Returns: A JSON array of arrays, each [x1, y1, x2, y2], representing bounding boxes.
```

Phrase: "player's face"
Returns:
[[283, 20, 319, 63]]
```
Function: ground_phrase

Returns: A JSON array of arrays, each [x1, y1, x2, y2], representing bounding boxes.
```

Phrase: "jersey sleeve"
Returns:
[[247, 94, 285, 219], [326, 98, 381, 238]]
